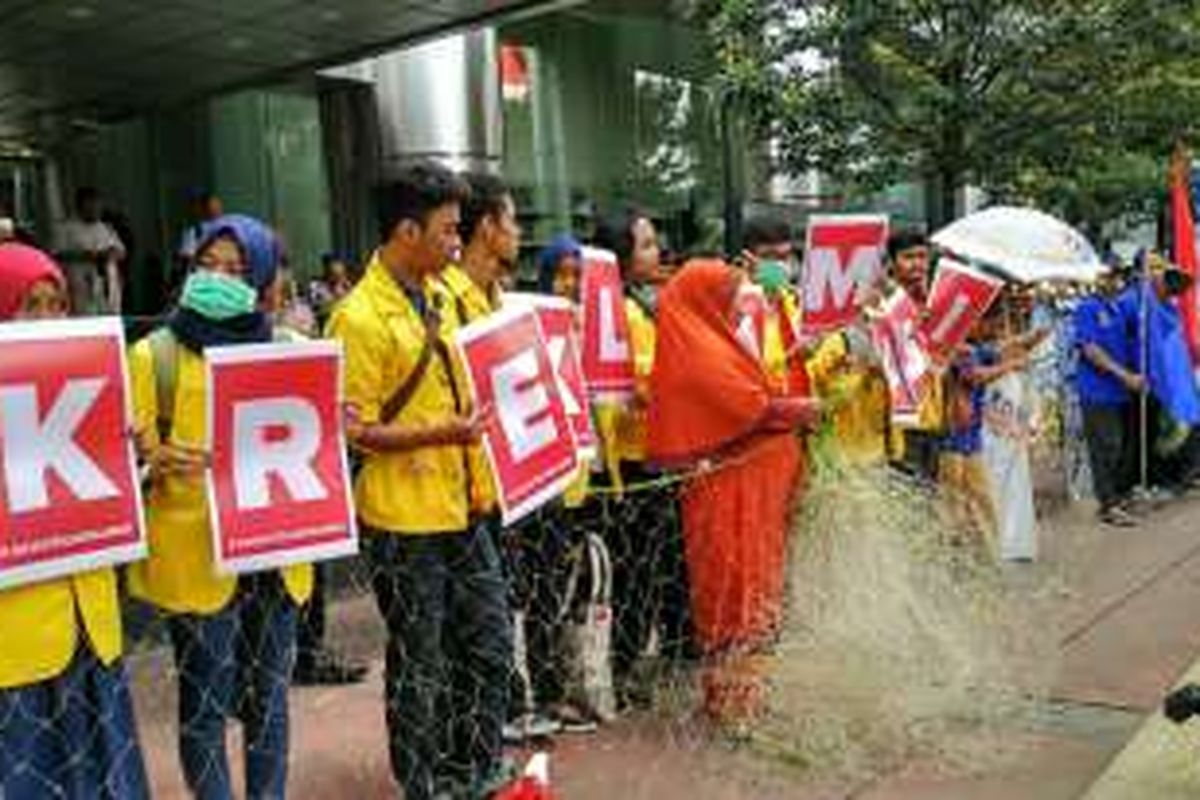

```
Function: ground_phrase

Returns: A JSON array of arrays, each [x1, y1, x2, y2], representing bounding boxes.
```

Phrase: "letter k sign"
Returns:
[[1, 378, 119, 514]]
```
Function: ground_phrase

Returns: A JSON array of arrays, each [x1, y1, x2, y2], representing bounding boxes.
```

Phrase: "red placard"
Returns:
[[0, 318, 144, 590], [206, 341, 356, 575], [455, 306, 579, 525], [802, 214, 889, 333], [871, 291, 933, 424], [920, 257, 1005, 366], [505, 293, 596, 459], [579, 247, 635, 398]]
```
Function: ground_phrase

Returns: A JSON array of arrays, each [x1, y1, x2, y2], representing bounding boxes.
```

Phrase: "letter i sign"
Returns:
[[0, 318, 144, 590], [206, 340, 357, 575]]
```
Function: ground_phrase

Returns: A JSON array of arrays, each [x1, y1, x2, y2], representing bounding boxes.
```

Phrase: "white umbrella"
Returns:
[[931, 206, 1104, 283]]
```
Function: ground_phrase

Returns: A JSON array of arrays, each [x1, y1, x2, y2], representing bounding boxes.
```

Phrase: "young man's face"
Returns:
[[892, 245, 930, 293], [401, 203, 462, 279], [485, 194, 522, 267], [629, 217, 661, 284]]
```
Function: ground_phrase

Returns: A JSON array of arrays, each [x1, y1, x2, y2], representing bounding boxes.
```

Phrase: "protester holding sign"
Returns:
[[592, 211, 694, 705], [128, 214, 313, 800], [329, 163, 511, 800], [884, 230, 945, 482], [0, 243, 150, 800], [648, 259, 821, 726], [741, 213, 812, 397]]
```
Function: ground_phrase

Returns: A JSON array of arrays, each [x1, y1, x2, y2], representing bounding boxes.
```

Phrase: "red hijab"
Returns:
[[0, 243, 64, 321], [647, 259, 772, 467]]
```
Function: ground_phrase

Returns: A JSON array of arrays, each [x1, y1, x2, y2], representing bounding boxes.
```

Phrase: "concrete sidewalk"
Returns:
[[131, 494, 1200, 799]]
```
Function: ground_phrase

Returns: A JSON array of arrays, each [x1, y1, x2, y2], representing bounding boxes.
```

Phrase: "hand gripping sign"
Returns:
[[920, 257, 1005, 366], [579, 247, 635, 398], [206, 341, 356, 575], [504, 293, 596, 460], [455, 306, 580, 526], [801, 214, 889, 334], [871, 290, 933, 425], [0, 318, 145, 590]]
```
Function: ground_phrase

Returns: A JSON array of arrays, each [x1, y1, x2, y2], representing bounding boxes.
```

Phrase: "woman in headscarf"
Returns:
[[0, 243, 150, 800], [128, 214, 313, 800], [648, 259, 820, 725]]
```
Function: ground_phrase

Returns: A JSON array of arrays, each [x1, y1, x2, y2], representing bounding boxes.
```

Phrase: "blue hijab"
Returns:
[[537, 234, 582, 294], [168, 214, 280, 350]]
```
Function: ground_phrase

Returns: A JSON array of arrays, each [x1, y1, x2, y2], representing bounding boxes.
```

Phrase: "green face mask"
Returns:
[[755, 259, 790, 293], [180, 270, 258, 320]]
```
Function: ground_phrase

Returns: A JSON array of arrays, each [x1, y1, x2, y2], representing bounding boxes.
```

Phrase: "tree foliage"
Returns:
[[705, 0, 1200, 230]]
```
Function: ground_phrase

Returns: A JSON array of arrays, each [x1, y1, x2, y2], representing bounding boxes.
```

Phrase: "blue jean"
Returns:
[[0, 647, 149, 800], [366, 522, 512, 800], [168, 574, 298, 800]]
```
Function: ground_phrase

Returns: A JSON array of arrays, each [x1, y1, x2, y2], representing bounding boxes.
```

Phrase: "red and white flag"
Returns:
[[801, 214, 889, 334], [505, 293, 596, 459], [579, 247, 635, 398], [456, 306, 579, 525], [206, 341, 357, 575], [0, 318, 145, 590], [920, 257, 1004, 365]]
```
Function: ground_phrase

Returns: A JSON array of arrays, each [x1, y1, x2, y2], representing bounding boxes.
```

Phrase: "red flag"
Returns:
[[1169, 146, 1200, 362]]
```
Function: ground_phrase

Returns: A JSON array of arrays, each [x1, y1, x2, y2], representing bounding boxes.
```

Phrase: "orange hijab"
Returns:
[[647, 259, 772, 467]]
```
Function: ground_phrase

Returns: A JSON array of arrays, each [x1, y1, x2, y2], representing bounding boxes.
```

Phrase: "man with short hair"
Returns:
[[329, 163, 512, 800], [740, 212, 810, 396], [53, 186, 125, 315]]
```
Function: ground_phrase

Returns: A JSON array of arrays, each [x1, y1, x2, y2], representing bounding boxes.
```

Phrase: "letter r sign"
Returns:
[[455, 307, 579, 525], [206, 341, 356, 575]]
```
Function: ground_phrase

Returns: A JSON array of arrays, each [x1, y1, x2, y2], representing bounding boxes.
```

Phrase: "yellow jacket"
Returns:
[[807, 332, 890, 467], [329, 254, 472, 534], [127, 337, 313, 615], [437, 265, 500, 516], [0, 568, 122, 689]]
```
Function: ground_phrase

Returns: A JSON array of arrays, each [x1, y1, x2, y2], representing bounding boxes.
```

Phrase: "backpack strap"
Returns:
[[148, 327, 179, 444]]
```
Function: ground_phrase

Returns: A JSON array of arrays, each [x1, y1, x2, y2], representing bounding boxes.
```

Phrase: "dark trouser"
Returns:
[[0, 648, 150, 800], [1082, 403, 1135, 508], [508, 504, 578, 711], [1132, 398, 1197, 491], [365, 523, 512, 800], [168, 574, 298, 800], [295, 563, 327, 669], [895, 429, 942, 485], [604, 463, 695, 696]]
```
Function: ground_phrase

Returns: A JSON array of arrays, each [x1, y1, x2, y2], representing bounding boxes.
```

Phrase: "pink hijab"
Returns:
[[0, 243, 65, 320]]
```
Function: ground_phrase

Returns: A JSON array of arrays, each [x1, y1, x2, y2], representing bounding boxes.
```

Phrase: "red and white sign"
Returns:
[[801, 214, 889, 333], [456, 306, 579, 525], [505, 293, 596, 459], [733, 283, 769, 360], [920, 258, 1004, 365], [579, 247, 635, 398], [206, 341, 356, 575], [0, 318, 145, 590], [872, 291, 932, 424]]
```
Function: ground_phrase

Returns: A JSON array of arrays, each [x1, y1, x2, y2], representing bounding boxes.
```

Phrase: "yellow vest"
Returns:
[[807, 332, 890, 466], [127, 337, 313, 614], [329, 254, 471, 534], [437, 265, 501, 516], [613, 296, 655, 464], [0, 567, 122, 689]]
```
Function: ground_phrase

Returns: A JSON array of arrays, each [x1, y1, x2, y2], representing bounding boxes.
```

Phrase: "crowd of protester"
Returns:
[[1, 158, 1190, 800]]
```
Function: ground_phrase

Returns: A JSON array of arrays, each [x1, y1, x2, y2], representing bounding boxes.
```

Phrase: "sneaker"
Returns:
[[1099, 506, 1138, 528], [546, 703, 598, 735], [292, 649, 370, 686], [502, 712, 561, 744]]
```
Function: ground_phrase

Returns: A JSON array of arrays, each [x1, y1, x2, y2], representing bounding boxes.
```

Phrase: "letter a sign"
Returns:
[[579, 247, 635, 398], [456, 307, 579, 525], [0, 318, 145, 590], [802, 214, 889, 334], [206, 341, 356, 575]]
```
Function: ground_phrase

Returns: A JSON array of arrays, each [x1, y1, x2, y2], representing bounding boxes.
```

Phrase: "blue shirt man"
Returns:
[[1074, 293, 1133, 407]]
